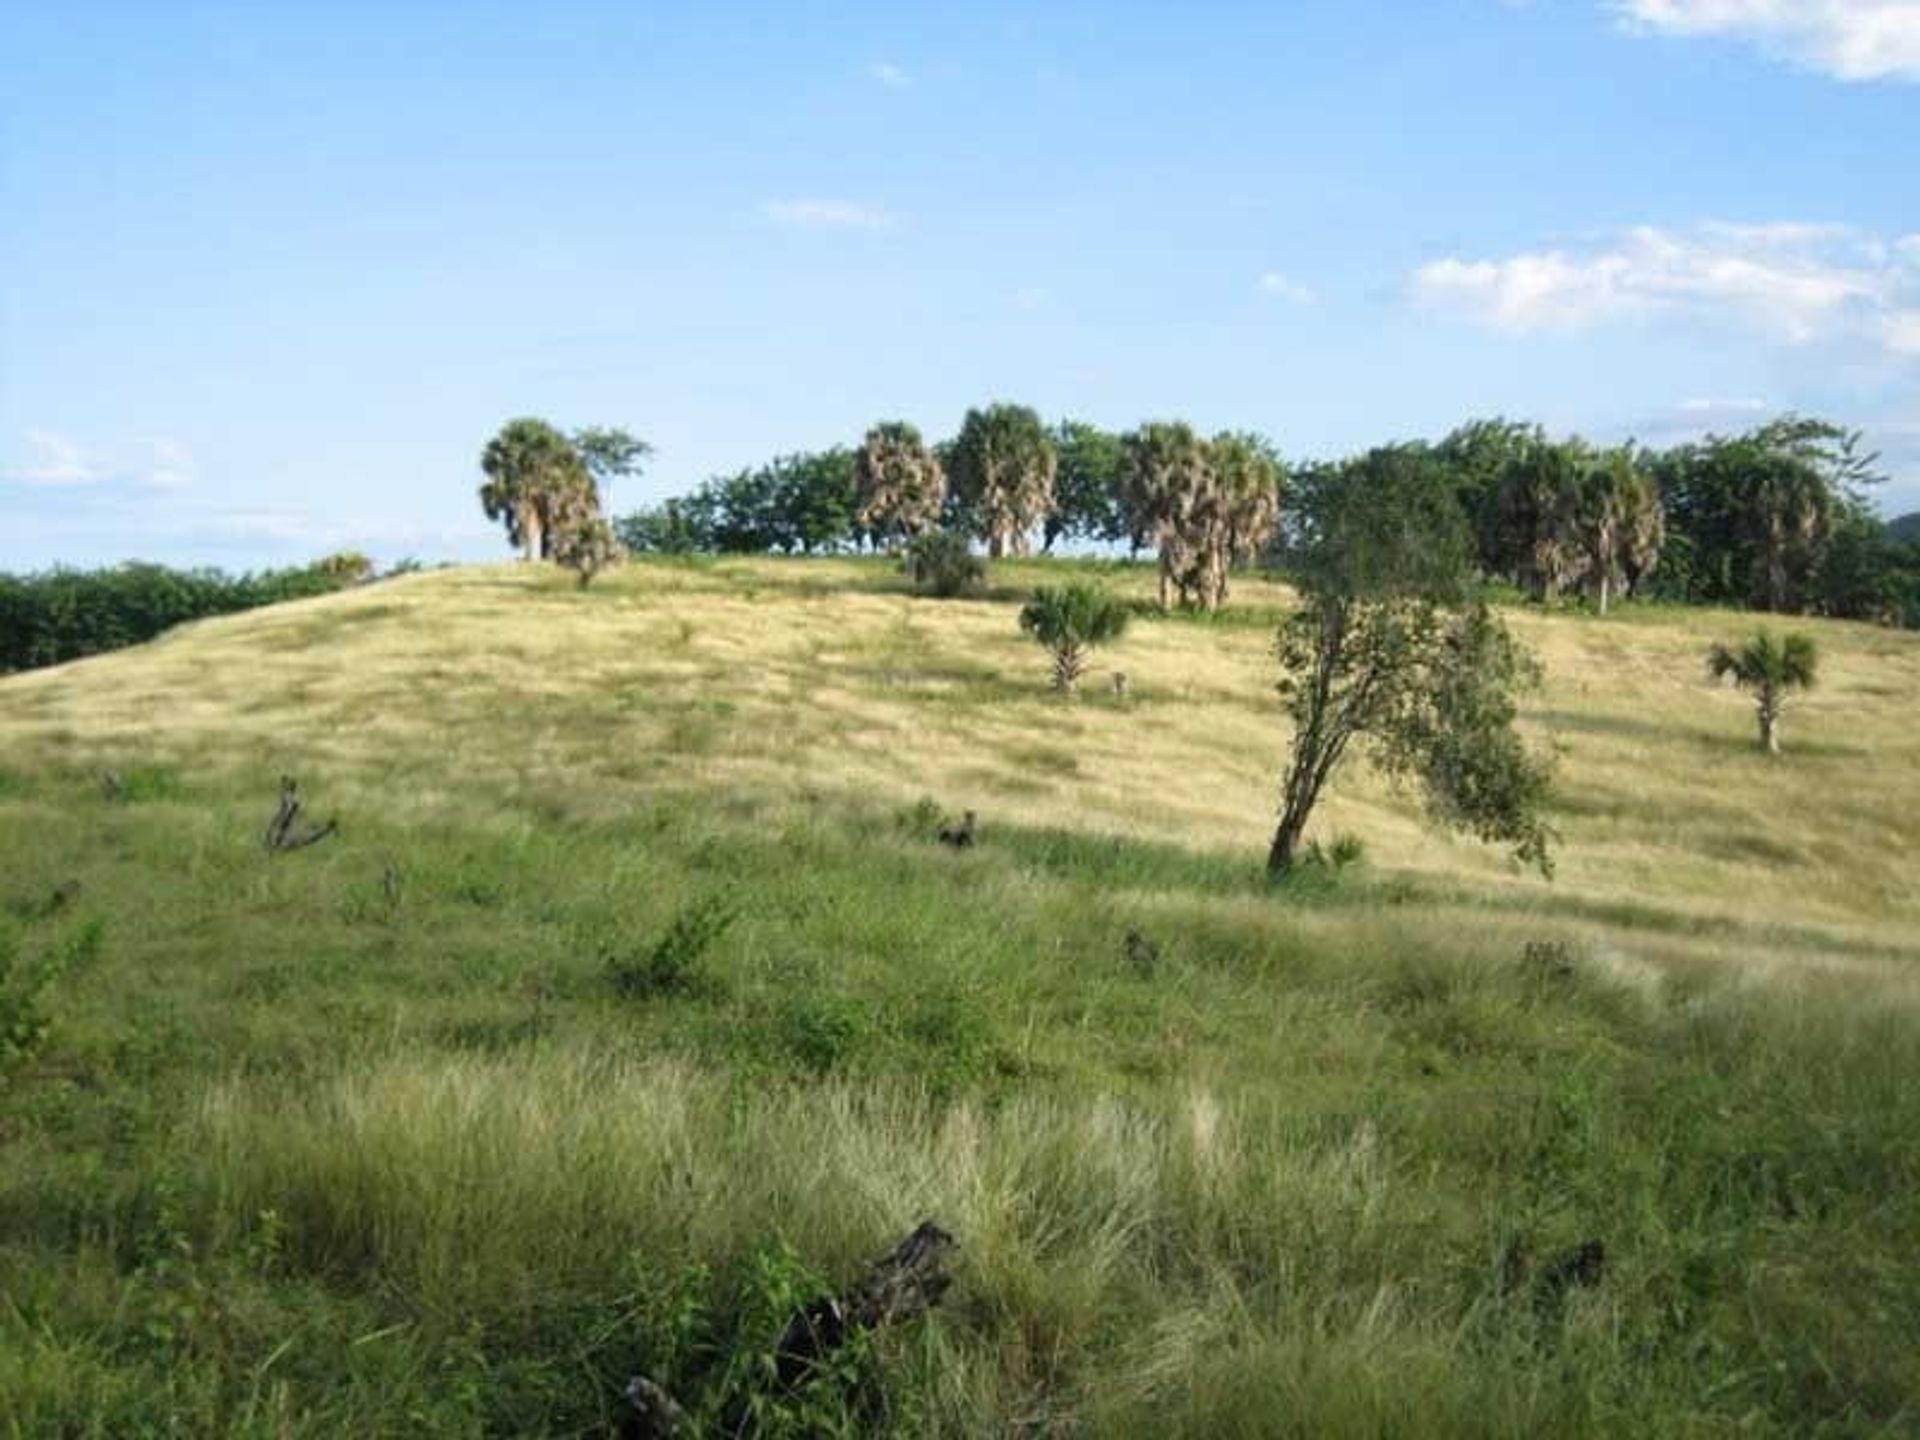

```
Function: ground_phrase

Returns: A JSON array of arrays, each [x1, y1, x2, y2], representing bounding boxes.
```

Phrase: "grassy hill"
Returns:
[[3, 557, 1917, 1435]]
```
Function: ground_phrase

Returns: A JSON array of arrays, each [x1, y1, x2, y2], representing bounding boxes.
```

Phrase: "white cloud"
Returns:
[[1677, 395, 1768, 412], [1257, 271, 1317, 304], [5, 429, 99, 485], [1614, 1, 1920, 82], [868, 60, 910, 88], [2, 431, 197, 491], [138, 436, 193, 491], [762, 198, 896, 230], [1413, 222, 1919, 353], [1886, 309, 1920, 353]]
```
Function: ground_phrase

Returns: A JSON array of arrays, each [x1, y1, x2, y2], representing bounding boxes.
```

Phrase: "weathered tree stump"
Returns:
[[263, 776, 338, 854]]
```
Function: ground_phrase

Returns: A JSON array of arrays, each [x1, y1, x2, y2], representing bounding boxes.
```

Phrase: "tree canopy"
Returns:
[[854, 422, 946, 549], [1269, 446, 1554, 877], [948, 404, 1058, 558]]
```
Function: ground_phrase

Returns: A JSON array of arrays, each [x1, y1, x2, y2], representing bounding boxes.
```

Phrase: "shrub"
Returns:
[[604, 897, 737, 999], [903, 530, 984, 598], [1018, 582, 1131, 691], [0, 919, 103, 1078]]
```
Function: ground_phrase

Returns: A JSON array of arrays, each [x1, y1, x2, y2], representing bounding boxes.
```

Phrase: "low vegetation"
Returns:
[[1, 555, 1915, 1434]]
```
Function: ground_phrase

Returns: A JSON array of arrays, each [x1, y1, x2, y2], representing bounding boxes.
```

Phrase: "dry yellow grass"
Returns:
[[4, 555, 1915, 987]]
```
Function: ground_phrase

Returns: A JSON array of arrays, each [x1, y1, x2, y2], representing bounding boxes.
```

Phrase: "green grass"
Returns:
[[1, 556, 1917, 1436]]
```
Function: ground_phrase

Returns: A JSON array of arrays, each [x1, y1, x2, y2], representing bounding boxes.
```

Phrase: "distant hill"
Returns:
[[1889, 511, 1920, 543]]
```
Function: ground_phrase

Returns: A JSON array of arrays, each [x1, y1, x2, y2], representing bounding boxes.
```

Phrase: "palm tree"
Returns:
[[949, 404, 1058, 558], [1746, 454, 1832, 612], [1120, 422, 1214, 611], [1018, 583, 1131, 692], [479, 418, 594, 561], [1208, 430, 1285, 608], [1491, 437, 1584, 602], [1569, 447, 1663, 613], [854, 422, 945, 549], [1708, 630, 1817, 754]]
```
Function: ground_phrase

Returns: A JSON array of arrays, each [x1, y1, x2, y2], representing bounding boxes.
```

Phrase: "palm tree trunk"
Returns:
[[1053, 641, 1083, 692], [1758, 688, 1780, 754]]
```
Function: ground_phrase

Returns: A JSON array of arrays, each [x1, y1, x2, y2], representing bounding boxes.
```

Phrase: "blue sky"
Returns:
[[3, 0, 1918, 570]]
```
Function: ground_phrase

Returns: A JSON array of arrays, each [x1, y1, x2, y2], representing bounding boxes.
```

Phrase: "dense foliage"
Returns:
[[0, 558, 371, 673], [609, 406, 1915, 627], [903, 530, 986, 598]]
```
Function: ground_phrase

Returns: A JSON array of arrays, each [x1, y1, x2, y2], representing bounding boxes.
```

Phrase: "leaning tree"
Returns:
[[1707, 630, 1817, 755], [1267, 445, 1555, 877], [948, 403, 1058, 558], [854, 421, 946, 550], [479, 417, 597, 561], [1019, 582, 1131, 692]]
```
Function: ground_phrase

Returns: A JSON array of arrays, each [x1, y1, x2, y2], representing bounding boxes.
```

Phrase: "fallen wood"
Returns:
[[622, 1374, 689, 1438], [264, 776, 338, 854], [774, 1220, 958, 1387], [624, 1221, 958, 1433]]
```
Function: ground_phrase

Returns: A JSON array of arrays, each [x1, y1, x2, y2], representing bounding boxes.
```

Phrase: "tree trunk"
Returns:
[[1596, 570, 1610, 615], [1053, 641, 1083, 692], [1267, 802, 1309, 875], [1758, 689, 1780, 754]]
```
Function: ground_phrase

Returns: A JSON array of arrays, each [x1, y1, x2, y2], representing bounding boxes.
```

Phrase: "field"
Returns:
[[3, 556, 1917, 1436]]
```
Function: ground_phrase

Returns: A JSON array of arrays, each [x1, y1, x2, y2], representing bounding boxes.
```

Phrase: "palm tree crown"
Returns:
[[1018, 583, 1131, 691], [1708, 629, 1817, 754], [1708, 630, 1818, 691]]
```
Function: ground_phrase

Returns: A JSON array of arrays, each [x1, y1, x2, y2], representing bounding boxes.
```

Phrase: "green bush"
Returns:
[[603, 896, 737, 999], [0, 919, 103, 1077], [903, 531, 985, 598]]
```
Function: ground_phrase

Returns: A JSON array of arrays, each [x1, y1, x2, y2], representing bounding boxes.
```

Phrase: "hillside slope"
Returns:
[[2, 557, 1917, 1435]]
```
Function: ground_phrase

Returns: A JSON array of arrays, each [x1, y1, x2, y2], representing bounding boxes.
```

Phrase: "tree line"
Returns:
[[507, 407, 1916, 626], [0, 554, 377, 673]]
